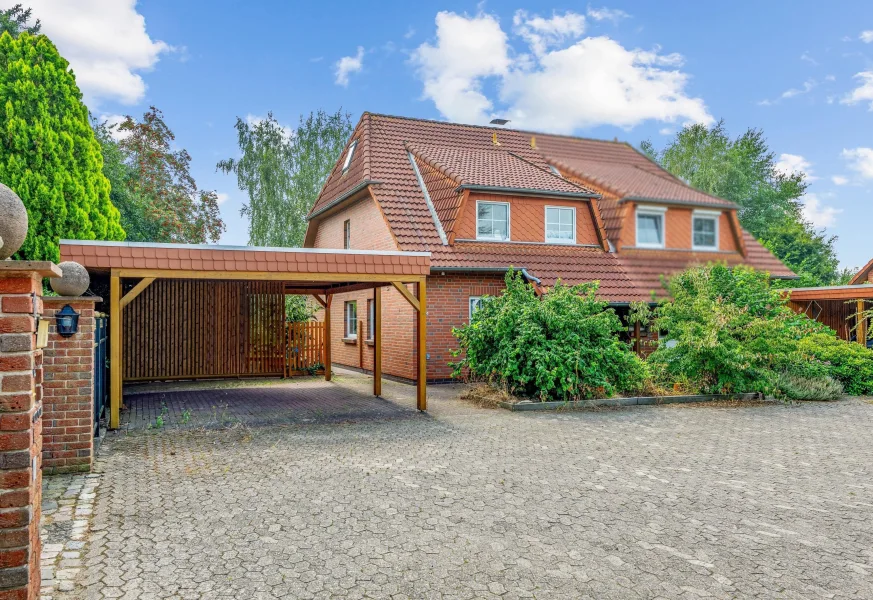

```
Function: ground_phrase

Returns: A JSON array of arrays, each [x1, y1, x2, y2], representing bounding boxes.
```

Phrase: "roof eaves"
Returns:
[[306, 179, 381, 221], [849, 257, 873, 285], [618, 196, 738, 209], [455, 184, 600, 200]]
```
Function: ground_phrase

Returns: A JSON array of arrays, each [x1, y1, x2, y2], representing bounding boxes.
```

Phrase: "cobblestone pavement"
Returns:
[[40, 473, 101, 599], [52, 373, 873, 599]]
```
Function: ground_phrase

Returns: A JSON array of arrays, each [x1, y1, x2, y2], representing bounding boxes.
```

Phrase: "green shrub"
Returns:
[[773, 372, 843, 401], [451, 270, 647, 401], [649, 264, 830, 394], [797, 333, 873, 396]]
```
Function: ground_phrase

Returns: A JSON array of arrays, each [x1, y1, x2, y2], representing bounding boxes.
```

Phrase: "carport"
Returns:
[[59, 240, 431, 429]]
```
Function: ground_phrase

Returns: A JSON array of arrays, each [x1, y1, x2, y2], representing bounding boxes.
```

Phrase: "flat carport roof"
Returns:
[[60, 240, 432, 428]]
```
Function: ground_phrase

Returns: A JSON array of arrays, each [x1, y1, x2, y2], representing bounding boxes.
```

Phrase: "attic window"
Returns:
[[692, 210, 720, 250], [342, 139, 357, 173], [476, 201, 510, 241], [636, 206, 667, 248]]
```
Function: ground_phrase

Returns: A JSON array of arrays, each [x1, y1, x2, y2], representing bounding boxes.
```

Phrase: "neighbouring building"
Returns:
[[304, 113, 796, 381]]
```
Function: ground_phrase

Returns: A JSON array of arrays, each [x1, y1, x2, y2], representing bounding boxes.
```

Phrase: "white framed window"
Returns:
[[545, 206, 576, 244], [367, 299, 375, 341], [344, 301, 357, 338], [342, 139, 357, 173], [343, 219, 351, 249], [692, 210, 720, 250], [636, 206, 667, 248], [469, 296, 484, 320], [476, 201, 510, 241]]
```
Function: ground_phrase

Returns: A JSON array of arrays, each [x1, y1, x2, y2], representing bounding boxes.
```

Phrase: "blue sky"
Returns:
[[31, 0, 873, 269]]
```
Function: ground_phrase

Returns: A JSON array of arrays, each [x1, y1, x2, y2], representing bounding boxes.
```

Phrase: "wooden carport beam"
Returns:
[[311, 294, 327, 308], [374, 286, 382, 397], [391, 282, 420, 312], [857, 300, 868, 346], [109, 272, 121, 429], [120, 277, 155, 310], [324, 294, 333, 381]]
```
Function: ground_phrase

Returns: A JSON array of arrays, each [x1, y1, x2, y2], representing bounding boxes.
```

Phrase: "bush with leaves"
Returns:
[[773, 372, 843, 401], [649, 264, 830, 394], [451, 270, 648, 401], [797, 333, 873, 396]]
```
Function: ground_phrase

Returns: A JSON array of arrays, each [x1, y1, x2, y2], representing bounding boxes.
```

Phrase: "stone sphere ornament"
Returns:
[[50, 261, 90, 297], [0, 182, 28, 260]]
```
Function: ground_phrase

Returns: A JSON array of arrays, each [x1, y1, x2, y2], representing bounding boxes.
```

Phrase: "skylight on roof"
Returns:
[[548, 165, 561, 176], [342, 139, 357, 173]]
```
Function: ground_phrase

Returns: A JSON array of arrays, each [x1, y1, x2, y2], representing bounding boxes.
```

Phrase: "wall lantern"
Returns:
[[56, 304, 80, 337]]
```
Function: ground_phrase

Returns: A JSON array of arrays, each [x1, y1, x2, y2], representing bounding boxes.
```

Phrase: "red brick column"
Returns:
[[41, 297, 100, 475], [0, 261, 59, 600]]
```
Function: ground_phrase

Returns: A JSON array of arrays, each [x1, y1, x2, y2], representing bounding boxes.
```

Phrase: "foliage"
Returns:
[[0, 4, 39, 37], [285, 295, 318, 322], [641, 121, 842, 286], [217, 109, 353, 248], [451, 270, 648, 401], [0, 32, 124, 261], [111, 107, 224, 243], [773, 372, 843, 402], [648, 264, 829, 394], [797, 333, 873, 396]]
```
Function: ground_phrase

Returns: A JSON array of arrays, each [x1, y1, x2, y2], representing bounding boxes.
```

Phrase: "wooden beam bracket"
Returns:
[[120, 277, 155, 310], [391, 282, 420, 312]]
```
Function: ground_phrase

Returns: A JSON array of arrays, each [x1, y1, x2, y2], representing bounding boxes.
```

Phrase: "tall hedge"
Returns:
[[0, 32, 123, 262]]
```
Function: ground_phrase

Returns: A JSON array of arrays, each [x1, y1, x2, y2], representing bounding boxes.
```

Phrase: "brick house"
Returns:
[[304, 113, 795, 382]]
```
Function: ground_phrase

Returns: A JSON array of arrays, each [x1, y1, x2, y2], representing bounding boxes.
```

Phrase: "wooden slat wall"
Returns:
[[788, 299, 863, 341], [124, 279, 285, 381], [285, 321, 325, 376]]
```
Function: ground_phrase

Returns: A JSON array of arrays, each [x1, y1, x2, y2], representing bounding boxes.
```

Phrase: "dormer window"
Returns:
[[636, 206, 666, 248], [342, 139, 357, 173], [545, 206, 575, 244], [476, 201, 510, 241], [692, 210, 720, 250]]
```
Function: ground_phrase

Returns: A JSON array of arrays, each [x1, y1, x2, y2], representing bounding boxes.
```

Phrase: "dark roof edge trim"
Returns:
[[431, 266, 541, 284], [618, 196, 737, 209], [306, 180, 382, 220], [455, 185, 600, 200]]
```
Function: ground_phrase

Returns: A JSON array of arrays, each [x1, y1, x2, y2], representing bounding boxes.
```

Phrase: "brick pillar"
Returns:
[[41, 297, 100, 475], [0, 261, 59, 600]]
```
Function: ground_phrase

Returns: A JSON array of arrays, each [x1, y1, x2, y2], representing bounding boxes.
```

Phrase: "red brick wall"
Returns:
[[312, 194, 397, 251], [454, 193, 601, 245], [0, 269, 44, 600], [41, 299, 96, 474], [319, 274, 506, 382]]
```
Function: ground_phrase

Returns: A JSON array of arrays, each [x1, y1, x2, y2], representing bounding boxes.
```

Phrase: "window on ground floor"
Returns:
[[344, 301, 357, 338], [367, 299, 375, 341], [469, 296, 484, 321]]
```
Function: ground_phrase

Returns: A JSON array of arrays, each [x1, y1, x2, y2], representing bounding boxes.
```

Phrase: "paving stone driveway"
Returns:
[[56, 374, 873, 599]]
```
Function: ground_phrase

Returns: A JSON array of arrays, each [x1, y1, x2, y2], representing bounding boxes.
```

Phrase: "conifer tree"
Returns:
[[0, 32, 124, 261]]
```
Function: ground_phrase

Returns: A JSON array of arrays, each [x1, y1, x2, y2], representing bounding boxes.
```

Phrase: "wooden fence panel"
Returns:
[[123, 279, 285, 381], [285, 321, 325, 376]]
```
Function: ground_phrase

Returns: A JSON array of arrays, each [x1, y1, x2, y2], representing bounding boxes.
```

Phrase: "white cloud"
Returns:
[[781, 78, 817, 98], [334, 46, 365, 87], [404, 26, 416, 39], [28, 0, 172, 106], [801, 193, 841, 228], [832, 175, 849, 185], [586, 6, 631, 23], [800, 51, 817, 65], [411, 12, 511, 124], [215, 192, 230, 205], [841, 71, 873, 109], [842, 147, 873, 179], [412, 11, 711, 131], [659, 127, 673, 135], [860, 30, 873, 43], [513, 10, 586, 57], [774, 153, 816, 180]]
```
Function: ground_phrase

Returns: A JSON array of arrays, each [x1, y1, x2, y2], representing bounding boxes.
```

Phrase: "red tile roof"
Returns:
[[307, 113, 795, 300], [407, 143, 594, 196], [60, 240, 430, 278]]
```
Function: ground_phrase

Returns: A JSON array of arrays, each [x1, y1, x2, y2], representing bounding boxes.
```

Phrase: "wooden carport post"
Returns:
[[109, 272, 121, 429], [858, 300, 868, 346], [416, 280, 427, 411], [324, 294, 333, 381], [374, 286, 382, 396]]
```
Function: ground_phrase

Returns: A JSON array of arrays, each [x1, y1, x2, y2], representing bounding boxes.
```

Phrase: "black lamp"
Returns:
[[56, 304, 79, 337]]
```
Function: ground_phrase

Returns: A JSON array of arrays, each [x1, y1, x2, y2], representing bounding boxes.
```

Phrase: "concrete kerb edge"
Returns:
[[498, 392, 765, 411]]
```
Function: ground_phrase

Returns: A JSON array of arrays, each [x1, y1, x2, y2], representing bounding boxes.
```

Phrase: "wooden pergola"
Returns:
[[60, 241, 431, 429]]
